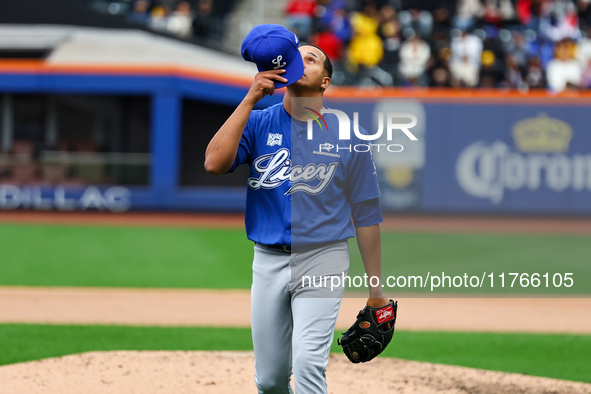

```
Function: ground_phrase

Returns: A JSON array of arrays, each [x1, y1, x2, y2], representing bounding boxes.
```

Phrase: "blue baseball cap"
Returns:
[[241, 24, 304, 88]]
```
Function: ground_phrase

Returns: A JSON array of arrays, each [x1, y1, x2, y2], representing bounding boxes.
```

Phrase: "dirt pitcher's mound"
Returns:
[[0, 351, 589, 394]]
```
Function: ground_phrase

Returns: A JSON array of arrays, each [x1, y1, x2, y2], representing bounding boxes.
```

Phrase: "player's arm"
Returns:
[[351, 198, 389, 308], [355, 223, 389, 309], [204, 69, 287, 175]]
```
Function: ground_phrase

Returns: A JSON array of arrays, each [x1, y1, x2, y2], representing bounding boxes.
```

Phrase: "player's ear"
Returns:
[[321, 76, 331, 92]]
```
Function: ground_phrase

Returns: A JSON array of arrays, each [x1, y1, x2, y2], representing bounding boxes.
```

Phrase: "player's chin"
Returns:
[[291, 79, 318, 91], [292, 78, 306, 87]]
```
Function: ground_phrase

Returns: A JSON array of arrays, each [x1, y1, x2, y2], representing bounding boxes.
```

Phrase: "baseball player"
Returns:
[[205, 24, 389, 394]]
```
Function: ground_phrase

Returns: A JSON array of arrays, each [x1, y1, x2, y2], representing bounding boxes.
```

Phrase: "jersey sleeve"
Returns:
[[227, 112, 256, 173], [346, 139, 381, 204], [351, 198, 383, 228]]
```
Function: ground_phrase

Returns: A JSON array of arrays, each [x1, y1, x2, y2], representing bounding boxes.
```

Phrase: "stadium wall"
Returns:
[[0, 61, 590, 215]]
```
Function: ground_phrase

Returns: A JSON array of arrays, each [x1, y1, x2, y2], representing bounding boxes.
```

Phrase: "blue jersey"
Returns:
[[229, 102, 380, 246]]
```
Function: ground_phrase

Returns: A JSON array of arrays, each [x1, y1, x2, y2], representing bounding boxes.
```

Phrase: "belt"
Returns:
[[257, 243, 291, 253]]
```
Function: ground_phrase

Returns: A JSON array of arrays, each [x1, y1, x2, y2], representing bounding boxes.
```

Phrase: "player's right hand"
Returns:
[[245, 70, 287, 104]]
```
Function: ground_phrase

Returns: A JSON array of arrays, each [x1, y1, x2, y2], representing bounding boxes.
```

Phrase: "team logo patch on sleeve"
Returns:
[[375, 305, 394, 324], [266, 133, 283, 146]]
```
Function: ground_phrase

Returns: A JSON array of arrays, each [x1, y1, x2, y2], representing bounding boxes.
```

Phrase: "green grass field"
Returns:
[[0, 223, 589, 294], [0, 222, 590, 383], [1, 324, 589, 383]]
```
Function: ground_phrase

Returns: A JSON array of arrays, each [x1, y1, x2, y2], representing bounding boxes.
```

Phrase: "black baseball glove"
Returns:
[[337, 300, 397, 363]]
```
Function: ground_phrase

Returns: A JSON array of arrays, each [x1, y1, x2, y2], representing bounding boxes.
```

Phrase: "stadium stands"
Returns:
[[292, 0, 591, 91], [4, 0, 589, 91]]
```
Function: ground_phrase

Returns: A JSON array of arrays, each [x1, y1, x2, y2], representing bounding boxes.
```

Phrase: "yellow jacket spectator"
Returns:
[[348, 10, 383, 68]]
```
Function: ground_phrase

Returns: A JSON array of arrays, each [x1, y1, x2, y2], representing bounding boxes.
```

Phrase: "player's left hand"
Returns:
[[366, 297, 390, 309], [367, 297, 392, 329], [337, 299, 398, 363]]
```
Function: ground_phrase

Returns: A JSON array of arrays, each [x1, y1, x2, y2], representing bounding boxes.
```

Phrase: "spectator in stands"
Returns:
[[431, 67, 451, 87], [502, 30, 529, 67], [481, 0, 516, 27], [580, 58, 591, 87], [526, 34, 555, 69], [546, 38, 582, 91], [148, 4, 171, 32], [525, 55, 546, 88], [429, 28, 449, 56], [479, 50, 504, 87], [285, 0, 317, 42], [294, 0, 591, 89], [431, 0, 456, 34], [348, 1, 384, 80], [320, 1, 352, 44], [516, 0, 532, 25], [517, 0, 549, 35], [453, 0, 482, 31], [451, 29, 483, 69], [450, 54, 480, 86], [398, 0, 433, 38], [193, 0, 214, 40], [168, 1, 193, 38], [503, 53, 526, 88], [545, 0, 580, 41], [578, 0, 591, 27], [577, 25, 591, 66], [429, 47, 452, 87], [312, 23, 344, 61], [481, 26, 505, 68], [379, 4, 402, 83], [398, 31, 431, 86], [128, 0, 150, 25], [379, 4, 399, 39]]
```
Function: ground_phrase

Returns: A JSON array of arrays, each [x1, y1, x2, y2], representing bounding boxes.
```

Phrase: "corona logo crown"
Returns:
[[512, 113, 572, 153]]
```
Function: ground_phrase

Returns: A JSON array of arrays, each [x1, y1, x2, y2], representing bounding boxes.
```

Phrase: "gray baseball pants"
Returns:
[[251, 241, 349, 394]]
